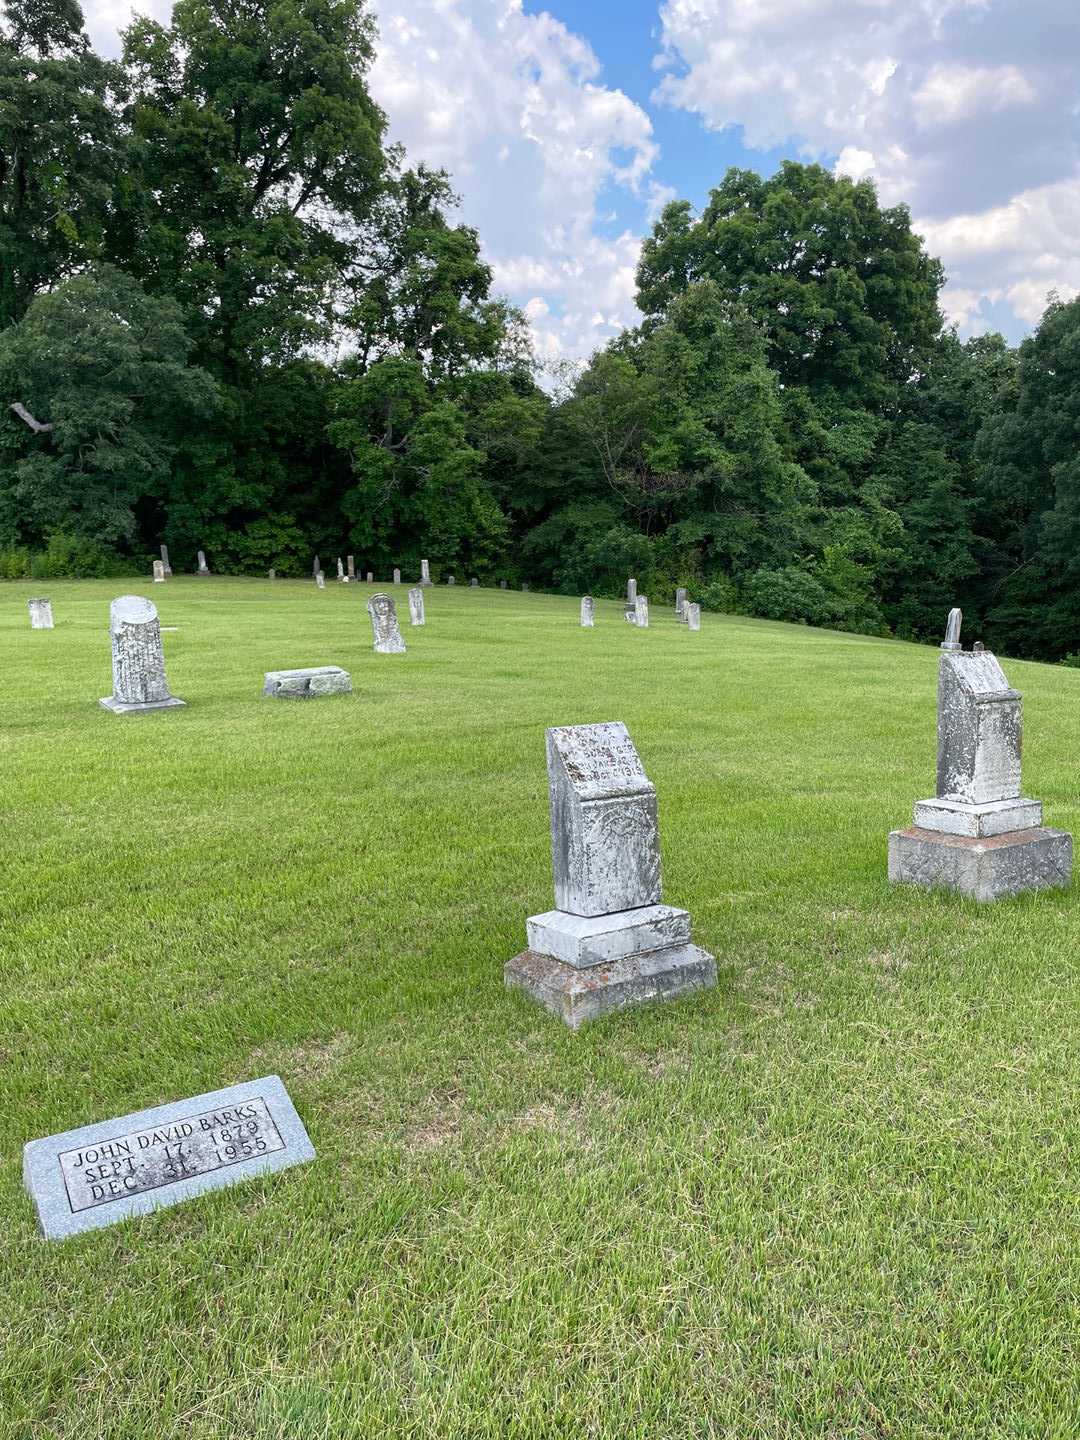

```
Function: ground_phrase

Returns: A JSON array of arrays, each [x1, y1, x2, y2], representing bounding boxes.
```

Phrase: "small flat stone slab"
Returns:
[[526, 904, 691, 969], [888, 825, 1072, 902], [913, 796, 1042, 838], [100, 695, 185, 713], [505, 945, 716, 1030], [24, 1075, 314, 1240], [263, 666, 351, 698]]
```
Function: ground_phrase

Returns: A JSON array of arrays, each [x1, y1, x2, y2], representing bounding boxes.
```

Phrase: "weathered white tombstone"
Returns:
[[634, 595, 649, 628], [421, 558, 432, 586], [675, 587, 687, 618], [337, 558, 345, 582], [888, 609, 1072, 900], [408, 586, 425, 626], [366, 571, 373, 583], [312, 555, 321, 577], [23, 1075, 314, 1241], [315, 571, 325, 589], [160, 544, 172, 577], [153, 560, 165, 583], [347, 554, 355, 581], [393, 567, 401, 585], [28, 598, 53, 629], [522, 582, 530, 592], [686, 602, 701, 631], [580, 596, 594, 627], [100, 595, 185, 713], [268, 568, 276, 581], [470, 577, 479, 587], [627, 577, 637, 603], [368, 592, 406, 653], [624, 603, 637, 625], [505, 723, 716, 1028], [197, 550, 210, 576], [447, 574, 455, 586], [500, 580, 507, 589], [263, 665, 351, 698]]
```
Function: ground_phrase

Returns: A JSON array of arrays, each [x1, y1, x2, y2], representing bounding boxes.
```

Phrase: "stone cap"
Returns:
[[110, 595, 158, 629], [940, 649, 1017, 700], [547, 721, 654, 802]]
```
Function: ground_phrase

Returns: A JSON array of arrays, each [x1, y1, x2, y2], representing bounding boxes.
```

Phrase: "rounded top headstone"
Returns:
[[110, 594, 158, 629]]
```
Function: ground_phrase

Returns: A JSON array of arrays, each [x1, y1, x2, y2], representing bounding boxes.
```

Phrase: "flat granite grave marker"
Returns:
[[101, 595, 185, 713], [153, 560, 165, 583], [28, 598, 53, 629], [24, 1075, 314, 1240], [197, 550, 210, 576], [421, 559, 432, 586], [580, 596, 594, 627], [368, 592, 406, 653], [686, 602, 700, 631], [160, 544, 172, 577], [408, 586, 425, 625], [888, 609, 1072, 900], [263, 666, 350, 698], [505, 722, 716, 1028]]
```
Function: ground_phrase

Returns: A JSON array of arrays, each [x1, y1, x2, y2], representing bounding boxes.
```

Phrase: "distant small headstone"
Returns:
[[160, 544, 172, 577], [421, 559, 432, 586], [268, 568, 276, 581], [28, 598, 53, 630], [634, 595, 649, 628], [686, 602, 700, 630], [23, 1074, 314, 1241], [470, 577, 479, 587], [393, 567, 401, 585], [500, 580, 507, 589], [315, 571, 325, 589], [337, 558, 345, 581], [367, 592, 406, 653], [624, 603, 637, 625], [153, 560, 165, 583], [263, 666, 351, 698], [522, 583, 530, 592], [101, 595, 185, 713], [675, 587, 687, 619], [312, 555, 321, 577], [505, 723, 716, 1028], [197, 550, 210, 576], [408, 586, 425, 626], [347, 555, 356, 581], [627, 578, 637, 603], [447, 575, 455, 585], [366, 571, 373, 583], [580, 596, 594, 627]]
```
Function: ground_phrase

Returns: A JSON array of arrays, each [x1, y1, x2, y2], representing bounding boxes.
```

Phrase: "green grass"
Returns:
[[3, 577, 1080, 1439]]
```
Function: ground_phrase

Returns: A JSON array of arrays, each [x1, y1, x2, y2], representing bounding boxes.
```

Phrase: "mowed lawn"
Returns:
[[3, 577, 1080, 1439]]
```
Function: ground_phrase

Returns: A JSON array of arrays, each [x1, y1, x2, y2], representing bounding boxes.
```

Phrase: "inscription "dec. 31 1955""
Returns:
[[59, 1097, 285, 1213]]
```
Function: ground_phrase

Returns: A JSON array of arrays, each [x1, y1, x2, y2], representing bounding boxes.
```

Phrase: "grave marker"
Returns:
[[421, 559, 432, 586], [197, 550, 210, 576], [263, 666, 351, 698], [315, 571, 325, 589], [366, 571, 373, 583], [408, 587, 425, 625], [675, 587, 687, 618], [447, 575, 455, 586], [470, 577, 479, 587], [347, 554, 356, 581], [337, 558, 345, 582], [153, 560, 165, 583], [367, 592, 406, 653], [627, 578, 637, 603], [393, 568, 401, 585], [634, 595, 649, 627], [686, 602, 700, 631], [580, 596, 594, 627], [100, 595, 185, 713], [160, 544, 172, 577], [28, 598, 53, 629]]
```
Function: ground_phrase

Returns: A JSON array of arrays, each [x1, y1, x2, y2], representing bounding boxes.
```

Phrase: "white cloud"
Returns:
[[655, 0, 1080, 339]]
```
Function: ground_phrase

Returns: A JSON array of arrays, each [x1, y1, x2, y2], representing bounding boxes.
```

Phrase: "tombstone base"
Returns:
[[913, 796, 1042, 838], [888, 825, 1072, 902], [505, 943, 716, 1030], [100, 695, 186, 714], [526, 904, 691, 968]]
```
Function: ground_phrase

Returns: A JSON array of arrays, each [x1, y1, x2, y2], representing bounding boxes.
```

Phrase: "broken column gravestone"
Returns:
[[28, 598, 53, 629], [368, 592, 406, 653], [24, 1075, 314, 1240], [263, 666, 351, 699], [888, 609, 1071, 901], [100, 595, 185, 713], [505, 722, 716, 1028]]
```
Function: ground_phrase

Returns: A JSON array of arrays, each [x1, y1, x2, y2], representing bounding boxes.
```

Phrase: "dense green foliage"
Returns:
[[2, 0, 1078, 656]]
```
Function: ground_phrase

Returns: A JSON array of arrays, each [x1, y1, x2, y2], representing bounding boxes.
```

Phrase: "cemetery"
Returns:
[[5, 573, 1080, 1435]]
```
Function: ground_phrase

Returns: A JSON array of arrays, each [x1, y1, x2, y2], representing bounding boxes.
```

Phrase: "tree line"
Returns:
[[3, 0, 1079, 660]]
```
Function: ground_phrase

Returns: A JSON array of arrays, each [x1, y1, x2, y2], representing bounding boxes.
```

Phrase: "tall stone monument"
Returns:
[[627, 578, 637, 603], [337, 557, 345, 582], [153, 560, 165, 583], [888, 609, 1071, 900], [347, 554, 356, 581], [197, 550, 210, 576], [367, 593, 406, 653], [675, 587, 687, 618], [408, 587, 425, 626], [312, 555, 320, 578], [421, 559, 432, 586], [160, 544, 172, 577], [580, 596, 594, 627], [100, 596, 185, 713], [634, 595, 649, 628], [28, 598, 53, 629], [686, 603, 701, 631], [505, 723, 716, 1028]]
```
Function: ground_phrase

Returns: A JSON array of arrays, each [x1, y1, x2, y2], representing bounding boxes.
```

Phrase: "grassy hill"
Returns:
[[3, 578, 1080, 1438]]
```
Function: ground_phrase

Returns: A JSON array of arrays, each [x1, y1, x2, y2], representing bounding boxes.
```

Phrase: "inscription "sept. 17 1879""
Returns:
[[59, 1097, 285, 1213]]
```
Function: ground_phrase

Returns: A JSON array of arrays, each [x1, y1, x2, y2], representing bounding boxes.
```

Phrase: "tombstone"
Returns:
[[160, 544, 172, 577], [28, 598, 53, 630], [367, 592, 406, 654], [421, 558, 432, 586], [393, 567, 401, 585], [686, 602, 701, 631], [100, 595, 185, 712], [500, 580, 507, 590], [366, 572, 373, 584], [196, 550, 209, 576], [337, 557, 345, 582], [315, 571, 325, 589], [153, 560, 165, 583], [408, 586, 425, 626], [888, 609, 1072, 900], [627, 578, 637, 603], [624, 603, 637, 625], [347, 554, 356, 581], [268, 568, 276, 581], [470, 577, 479, 588], [23, 1075, 314, 1241], [312, 555, 321, 578], [263, 665, 351, 698], [505, 723, 716, 1028], [447, 575, 455, 586], [580, 596, 594, 627], [522, 583, 530, 592], [675, 587, 687, 618], [634, 595, 649, 628]]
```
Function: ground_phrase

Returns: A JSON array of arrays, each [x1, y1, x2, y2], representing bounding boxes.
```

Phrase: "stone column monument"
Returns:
[[580, 596, 594, 627], [347, 555, 355, 581], [100, 596, 185, 713], [367, 593, 406, 653], [160, 544, 172, 577], [627, 578, 637, 603], [197, 550, 210, 576], [153, 560, 165, 583], [505, 722, 716, 1028], [888, 609, 1071, 900], [28, 598, 53, 629], [312, 555, 320, 578], [337, 558, 345, 582], [421, 559, 432, 586], [408, 587, 425, 625]]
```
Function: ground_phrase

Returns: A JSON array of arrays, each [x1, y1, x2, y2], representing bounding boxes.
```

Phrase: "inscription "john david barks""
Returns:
[[59, 1098, 285, 1213]]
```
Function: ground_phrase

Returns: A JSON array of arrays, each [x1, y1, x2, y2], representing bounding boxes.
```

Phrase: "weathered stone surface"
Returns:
[[368, 592, 406, 653], [101, 595, 184, 713], [393, 568, 401, 585], [675, 587, 687, 617], [526, 904, 691, 968], [160, 544, 171, 577], [408, 586, 425, 625], [24, 1074, 314, 1241], [263, 666, 351, 699], [888, 826, 1072, 902], [914, 796, 1042, 838], [546, 722, 661, 917], [580, 595, 594, 627], [505, 945, 716, 1030], [421, 558, 431, 586], [937, 649, 1021, 805], [686, 603, 700, 631], [28, 598, 53, 629], [634, 595, 649, 628], [197, 550, 209, 575], [153, 560, 165, 583], [315, 571, 325, 589]]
